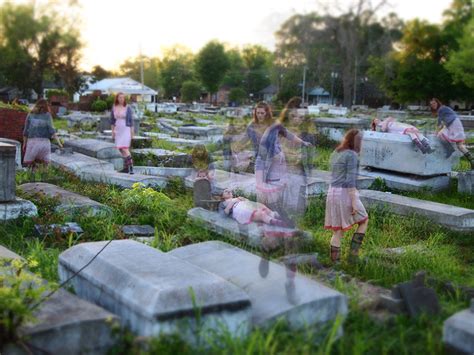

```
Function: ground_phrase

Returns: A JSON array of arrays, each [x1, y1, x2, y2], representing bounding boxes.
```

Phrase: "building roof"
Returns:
[[308, 87, 330, 96], [259, 84, 278, 95], [85, 77, 158, 95]]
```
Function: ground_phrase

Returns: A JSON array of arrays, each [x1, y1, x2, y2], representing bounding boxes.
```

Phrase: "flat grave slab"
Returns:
[[134, 166, 194, 178], [0, 198, 38, 221], [79, 169, 167, 189], [442, 301, 474, 354], [169, 241, 348, 330], [64, 138, 123, 170], [133, 148, 190, 167], [58, 240, 251, 339], [19, 182, 110, 218], [50, 151, 115, 174], [359, 189, 474, 232]]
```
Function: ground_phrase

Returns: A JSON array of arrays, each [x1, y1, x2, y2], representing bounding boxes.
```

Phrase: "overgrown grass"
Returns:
[[2, 165, 473, 354]]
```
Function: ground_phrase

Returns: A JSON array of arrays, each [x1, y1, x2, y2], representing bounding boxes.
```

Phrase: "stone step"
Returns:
[[79, 169, 167, 189], [19, 182, 111, 218], [169, 241, 348, 331], [64, 138, 123, 170], [359, 189, 474, 232], [50, 150, 115, 174], [360, 132, 459, 176], [58, 240, 251, 339]]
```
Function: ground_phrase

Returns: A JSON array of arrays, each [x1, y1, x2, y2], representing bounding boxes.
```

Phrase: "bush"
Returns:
[[91, 99, 108, 112], [229, 87, 247, 105], [45, 89, 68, 99], [105, 95, 115, 109], [0, 101, 29, 112], [181, 81, 202, 103]]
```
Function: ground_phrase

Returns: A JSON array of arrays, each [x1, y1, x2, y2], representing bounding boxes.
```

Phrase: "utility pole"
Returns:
[[139, 44, 144, 90], [352, 57, 358, 106], [302, 66, 307, 104]]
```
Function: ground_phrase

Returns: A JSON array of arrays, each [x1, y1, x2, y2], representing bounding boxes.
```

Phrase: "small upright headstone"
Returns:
[[0, 143, 16, 202], [458, 171, 474, 195], [442, 298, 474, 354]]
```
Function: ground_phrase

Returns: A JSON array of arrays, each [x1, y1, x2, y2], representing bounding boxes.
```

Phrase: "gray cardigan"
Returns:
[[110, 105, 133, 127]]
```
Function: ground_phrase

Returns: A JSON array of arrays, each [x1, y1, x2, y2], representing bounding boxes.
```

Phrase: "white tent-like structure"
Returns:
[[84, 77, 158, 102]]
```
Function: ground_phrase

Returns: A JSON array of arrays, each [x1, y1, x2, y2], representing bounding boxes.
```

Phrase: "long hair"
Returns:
[[370, 118, 379, 131], [191, 144, 209, 170], [279, 97, 303, 126], [336, 129, 362, 153], [31, 99, 51, 114], [252, 101, 273, 126], [114, 92, 127, 107], [430, 98, 442, 116]]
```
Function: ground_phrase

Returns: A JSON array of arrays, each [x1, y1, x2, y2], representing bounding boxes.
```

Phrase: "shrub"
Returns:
[[91, 99, 108, 112], [0, 102, 29, 112], [228, 87, 247, 105], [181, 81, 202, 103], [105, 95, 115, 109], [45, 89, 68, 99]]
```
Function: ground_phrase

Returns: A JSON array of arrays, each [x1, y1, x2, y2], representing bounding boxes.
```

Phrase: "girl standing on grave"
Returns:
[[430, 98, 474, 169], [247, 102, 275, 155], [324, 129, 368, 264], [23, 98, 63, 169], [111, 92, 134, 174], [371, 116, 433, 154]]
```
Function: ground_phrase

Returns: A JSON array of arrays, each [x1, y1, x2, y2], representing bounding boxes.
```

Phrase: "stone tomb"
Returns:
[[359, 189, 474, 232], [178, 125, 224, 143], [19, 182, 110, 218], [312, 117, 370, 141], [442, 299, 474, 354], [360, 132, 458, 176], [58, 240, 251, 339], [64, 138, 124, 170], [169, 241, 348, 331], [0, 143, 38, 221], [50, 150, 115, 174]]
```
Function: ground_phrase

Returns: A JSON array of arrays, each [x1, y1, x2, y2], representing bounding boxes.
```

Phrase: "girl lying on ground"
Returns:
[[371, 116, 433, 154], [219, 188, 287, 227]]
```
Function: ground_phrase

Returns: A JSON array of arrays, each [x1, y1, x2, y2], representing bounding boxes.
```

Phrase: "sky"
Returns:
[[4, 0, 454, 70]]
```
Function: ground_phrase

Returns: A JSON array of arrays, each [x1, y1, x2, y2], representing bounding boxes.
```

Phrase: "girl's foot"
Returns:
[[270, 218, 289, 228]]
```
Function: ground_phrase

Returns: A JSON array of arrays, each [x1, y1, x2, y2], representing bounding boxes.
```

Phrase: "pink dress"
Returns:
[[228, 199, 261, 224], [439, 119, 466, 142], [113, 105, 132, 149]]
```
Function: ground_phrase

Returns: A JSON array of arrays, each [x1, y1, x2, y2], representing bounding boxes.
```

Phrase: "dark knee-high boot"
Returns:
[[349, 232, 365, 263], [126, 155, 134, 174], [463, 151, 474, 170], [120, 157, 129, 173]]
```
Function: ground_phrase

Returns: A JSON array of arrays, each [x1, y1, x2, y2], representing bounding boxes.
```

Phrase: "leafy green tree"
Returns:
[[91, 65, 112, 82], [158, 46, 195, 99], [222, 48, 246, 88], [445, 18, 474, 90], [242, 45, 273, 95], [119, 56, 160, 90], [181, 80, 202, 103], [195, 41, 230, 103], [228, 87, 247, 104], [0, 2, 83, 98]]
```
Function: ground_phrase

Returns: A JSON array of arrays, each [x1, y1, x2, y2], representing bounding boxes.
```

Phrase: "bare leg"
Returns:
[[456, 142, 469, 155], [356, 218, 368, 234]]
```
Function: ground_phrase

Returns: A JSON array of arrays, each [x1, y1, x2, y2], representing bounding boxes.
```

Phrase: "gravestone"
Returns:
[[193, 178, 219, 210], [458, 171, 474, 194], [178, 126, 223, 142], [169, 241, 348, 331], [359, 190, 474, 232], [360, 132, 458, 176], [328, 107, 348, 116], [19, 182, 111, 218], [459, 115, 474, 129], [442, 299, 474, 354], [134, 166, 193, 178], [58, 240, 251, 340], [0, 138, 22, 168], [122, 225, 155, 237], [64, 138, 124, 170], [186, 170, 256, 196]]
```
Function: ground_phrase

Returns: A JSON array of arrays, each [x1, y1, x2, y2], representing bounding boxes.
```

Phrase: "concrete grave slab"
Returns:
[[443, 300, 474, 354], [459, 115, 474, 129], [122, 225, 155, 237], [312, 117, 370, 141], [185, 170, 256, 196], [58, 240, 251, 339], [79, 169, 167, 189], [143, 132, 172, 139], [359, 189, 474, 232], [50, 151, 115, 174], [359, 168, 450, 192], [64, 138, 124, 170], [133, 148, 190, 167], [169, 241, 348, 331], [19, 182, 111, 218], [134, 166, 193, 178], [0, 244, 23, 260], [360, 132, 459, 176]]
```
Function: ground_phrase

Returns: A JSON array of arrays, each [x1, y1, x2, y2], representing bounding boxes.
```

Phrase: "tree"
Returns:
[[158, 46, 195, 99], [181, 80, 202, 103], [91, 65, 112, 82], [119, 56, 160, 90], [242, 45, 273, 95], [195, 41, 230, 103], [0, 2, 83, 98], [222, 48, 246, 88], [445, 17, 474, 90], [228, 87, 247, 104]]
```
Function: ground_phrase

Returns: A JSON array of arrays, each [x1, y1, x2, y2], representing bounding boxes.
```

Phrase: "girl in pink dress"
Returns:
[[219, 189, 286, 226], [110, 92, 134, 174], [371, 117, 433, 154]]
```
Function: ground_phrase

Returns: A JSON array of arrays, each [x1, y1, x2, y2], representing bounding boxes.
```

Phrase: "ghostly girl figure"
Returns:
[[111, 92, 134, 174]]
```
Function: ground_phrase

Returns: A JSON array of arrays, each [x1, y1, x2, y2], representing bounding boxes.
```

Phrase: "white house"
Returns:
[[84, 77, 158, 103]]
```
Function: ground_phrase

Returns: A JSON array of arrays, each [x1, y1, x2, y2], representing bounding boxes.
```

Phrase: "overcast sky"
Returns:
[[5, 0, 454, 70]]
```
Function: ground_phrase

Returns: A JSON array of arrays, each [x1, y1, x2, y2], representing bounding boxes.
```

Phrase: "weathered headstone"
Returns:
[[19, 182, 111, 218], [458, 171, 474, 195], [359, 190, 474, 232], [443, 299, 474, 354], [0, 143, 16, 202], [169, 241, 348, 331], [0, 138, 22, 169], [58, 240, 251, 339]]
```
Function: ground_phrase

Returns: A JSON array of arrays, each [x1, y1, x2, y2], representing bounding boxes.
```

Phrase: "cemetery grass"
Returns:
[[1, 166, 472, 354]]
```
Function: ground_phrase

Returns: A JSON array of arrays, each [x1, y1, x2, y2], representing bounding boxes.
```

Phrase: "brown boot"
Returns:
[[330, 245, 341, 264], [349, 232, 365, 263]]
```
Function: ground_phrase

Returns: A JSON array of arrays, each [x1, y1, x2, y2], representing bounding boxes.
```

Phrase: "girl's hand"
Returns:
[[351, 202, 359, 215], [112, 130, 116, 139], [302, 141, 312, 147]]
